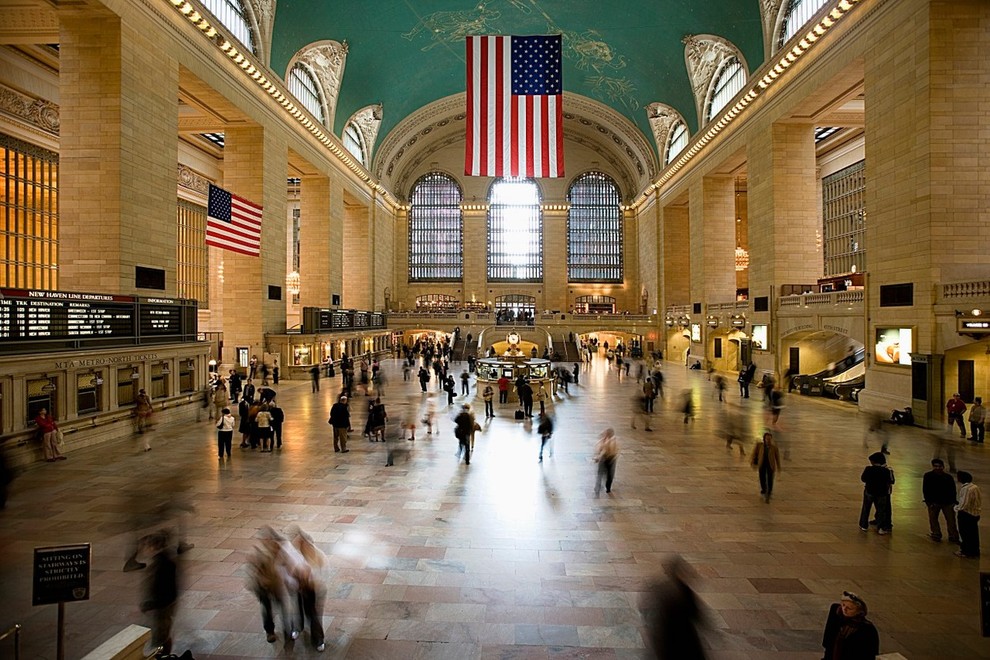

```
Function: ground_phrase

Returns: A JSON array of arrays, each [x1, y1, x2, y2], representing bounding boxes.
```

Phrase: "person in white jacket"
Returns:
[[215, 407, 235, 459], [955, 471, 982, 558]]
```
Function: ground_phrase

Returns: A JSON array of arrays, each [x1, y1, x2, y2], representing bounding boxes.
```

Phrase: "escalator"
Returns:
[[559, 334, 581, 362], [792, 348, 865, 398]]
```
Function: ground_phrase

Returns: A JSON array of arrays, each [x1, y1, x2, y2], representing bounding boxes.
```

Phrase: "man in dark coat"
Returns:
[[640, 556, 706, 659]]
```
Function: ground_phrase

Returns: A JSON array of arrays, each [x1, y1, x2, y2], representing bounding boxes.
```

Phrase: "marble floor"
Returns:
[[1, 357, 988, 659]]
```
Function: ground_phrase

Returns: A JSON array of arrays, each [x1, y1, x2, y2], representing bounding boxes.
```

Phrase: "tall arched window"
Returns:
[[343, 122, 366, 165], [201, 0, 254, 54], [665, 120, 689, 166], [705, 57, 746, 123], [288, 64, 325, 125], [409, 173, 463, 281], [567, 172, 622, 283], [779, 0, 830, 48], [488, 178, 542, 281]]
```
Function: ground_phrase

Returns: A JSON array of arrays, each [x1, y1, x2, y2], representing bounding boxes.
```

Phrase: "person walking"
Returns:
[[923, 458, 959, 543], [955, 471, 982, 558], [140, 531, 179, 657], [821, 591, 880, 660], [859, 452, 895, 534], [328, 396, 351, 453], [968, 396, 985, 443], [538, 413, 554, 462], [946, 392, 967, 438], [594, 428, 619, 496], [34, 408, 65, 462], [418, 366, 430, 393], [453, 404, 474, 465], [216, 407, 235, 459], [750, 432, 781, 503], [640, 556, 707, 660], [518, 380, 534, 418], [135, 389, 154, 436], [309, 365, 321, 393]]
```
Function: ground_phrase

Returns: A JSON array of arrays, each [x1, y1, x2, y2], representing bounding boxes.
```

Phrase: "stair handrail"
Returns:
[[0, 623, 21, 660]]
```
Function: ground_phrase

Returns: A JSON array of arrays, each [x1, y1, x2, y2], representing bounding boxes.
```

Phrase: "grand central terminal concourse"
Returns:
[[0, 0, 988, 658]]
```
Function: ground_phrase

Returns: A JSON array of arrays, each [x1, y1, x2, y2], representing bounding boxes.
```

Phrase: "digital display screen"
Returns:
[[752, 325, 768, 350], [875, 327, 912, 365]]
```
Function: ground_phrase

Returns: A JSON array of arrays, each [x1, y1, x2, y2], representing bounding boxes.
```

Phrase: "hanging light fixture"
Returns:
[[735, 246, 750, 271], [286, 271, 301, 296]]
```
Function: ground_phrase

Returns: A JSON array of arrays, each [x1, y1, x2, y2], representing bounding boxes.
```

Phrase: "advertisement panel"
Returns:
[[875, 327, 912, 365]]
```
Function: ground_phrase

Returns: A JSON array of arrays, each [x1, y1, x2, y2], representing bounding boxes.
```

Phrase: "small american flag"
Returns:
[[206, 183, 262, 257], [466, 35, 564, 178]]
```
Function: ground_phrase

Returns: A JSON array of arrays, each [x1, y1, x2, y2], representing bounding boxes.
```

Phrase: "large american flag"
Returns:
[[466, 35, 564, 178], [206, 183, 262, 257]]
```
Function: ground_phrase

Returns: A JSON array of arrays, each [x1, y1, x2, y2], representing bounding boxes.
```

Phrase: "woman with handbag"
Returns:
[[35, 408, 66, 462]]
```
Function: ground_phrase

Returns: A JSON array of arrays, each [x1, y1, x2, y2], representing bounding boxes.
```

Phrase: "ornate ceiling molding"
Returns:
[[761, 0, 788, 57], [346, 104, 383, 168], [375, 92, 656, 201], [0, 83, 59, 136], [682, 34, 746, 127], [645, 103, 684, 163], [177, 164, 211, 195], [288, 40, 348, 129], [244, 0, 276, 66]]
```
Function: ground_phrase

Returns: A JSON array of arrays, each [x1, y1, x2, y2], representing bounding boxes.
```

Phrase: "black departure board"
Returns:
[[301, 307, 387, 334], [0, 289, 197, 352]]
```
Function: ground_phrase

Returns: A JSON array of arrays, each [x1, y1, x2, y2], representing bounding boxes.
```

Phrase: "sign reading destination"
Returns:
[[0, 289, 197, 352], [33, 543, 91, 606]]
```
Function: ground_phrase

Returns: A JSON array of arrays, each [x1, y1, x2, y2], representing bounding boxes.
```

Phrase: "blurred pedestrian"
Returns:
[[135, 389, 154, 439], [454, 404, 474, 465], [594, 428, 619, 496], [140, 530, 179, 656], [640, 556, 706, 659], [538, 413, 554, 462], [859, 452, 894, 534], [328, 395, 351, 453]]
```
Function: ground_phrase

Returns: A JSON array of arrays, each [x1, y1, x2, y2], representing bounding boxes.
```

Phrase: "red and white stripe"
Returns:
[[206, 193, 262, 257]]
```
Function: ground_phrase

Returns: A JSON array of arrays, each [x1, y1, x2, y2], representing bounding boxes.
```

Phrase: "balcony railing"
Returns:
[[779, 290, 864, 307], [942, 280, 990, 300]]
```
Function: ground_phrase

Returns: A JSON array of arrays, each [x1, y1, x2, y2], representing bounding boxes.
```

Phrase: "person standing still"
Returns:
[[946, 392, 967, 438], [216, 407, 235, 459], [968, 397, 985, 443], [859, 452, 895, 534], [955, 471, 982, 558], [34, 408, 65, 462], [482, 384, 495, 418], [750, 432, 781, 503], [497, 374, 510, 404], [309, 365, 321, 392], [820, 592, 880, 660], [594, 428, 619, 496], [922, 458, 959, 543]]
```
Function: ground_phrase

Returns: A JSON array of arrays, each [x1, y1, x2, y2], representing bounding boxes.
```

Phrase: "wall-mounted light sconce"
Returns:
[[41, 375, 56, 394], [160, 361, 170, 375], [89, 371, 104, 386], [131, 367, 140, 380]]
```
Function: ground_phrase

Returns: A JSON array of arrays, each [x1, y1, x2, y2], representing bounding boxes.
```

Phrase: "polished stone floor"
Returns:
[[1, 356, 988, 659]]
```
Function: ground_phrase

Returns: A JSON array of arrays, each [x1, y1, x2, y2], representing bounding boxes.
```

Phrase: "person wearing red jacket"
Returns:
[[34, 408, 65, 462], [946, 392, 967, 438]]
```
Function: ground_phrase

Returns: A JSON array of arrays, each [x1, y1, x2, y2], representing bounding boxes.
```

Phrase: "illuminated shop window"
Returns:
[[567, 172, 622, 283], [409, 173, 463, 282], [487, 178, 542, 282]]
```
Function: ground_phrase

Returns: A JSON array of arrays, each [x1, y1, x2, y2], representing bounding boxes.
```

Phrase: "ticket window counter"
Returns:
[[117, 366, 139, 408], [292, 345, 313, 366], [27, 375, 57, 423], [76, 372, 105, 415]]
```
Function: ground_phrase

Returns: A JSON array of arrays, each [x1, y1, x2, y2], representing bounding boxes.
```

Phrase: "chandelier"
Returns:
[[735, 246, 749, 271], [286, 271, 301, 296]]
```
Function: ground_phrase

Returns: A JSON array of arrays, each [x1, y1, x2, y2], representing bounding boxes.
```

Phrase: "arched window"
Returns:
[[705, 57, 746, 123], [487, 178, 542, 281], [779, 0, 830, 48], [288, 64, 325, 125], [409, 173, 463, 281], [343, 122, 366, 165], [201, 0, 254, 54], [567, 172, 622, 283], [665, 121, 689, 166]]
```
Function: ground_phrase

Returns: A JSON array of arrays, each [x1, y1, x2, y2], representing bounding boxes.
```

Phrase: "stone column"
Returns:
[[299, 173, 341, 309], [370, 196, 395, 311], [342, 197, 371, 309], [660, 204, 690, 307], [689, 176, 735, 305], [220, 126, 287, 365], [59, 12, 179, 294], [542, 206, 568, 311], [462, 207, 488, 307]]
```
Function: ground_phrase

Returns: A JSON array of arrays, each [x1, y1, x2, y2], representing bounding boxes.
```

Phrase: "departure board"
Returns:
[[0, 289, 197, 351]]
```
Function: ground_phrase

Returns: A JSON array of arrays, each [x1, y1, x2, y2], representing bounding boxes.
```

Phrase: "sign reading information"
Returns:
[[33, 543, 91, 606]]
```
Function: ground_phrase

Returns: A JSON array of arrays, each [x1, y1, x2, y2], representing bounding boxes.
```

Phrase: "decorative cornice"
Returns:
[[0, 83, 59, 136], [0, 132, 58, 162], [177, 164, 211, 194]]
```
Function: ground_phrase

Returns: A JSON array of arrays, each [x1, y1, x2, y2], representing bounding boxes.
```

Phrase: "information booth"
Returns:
[[474, 356, 556, 404]]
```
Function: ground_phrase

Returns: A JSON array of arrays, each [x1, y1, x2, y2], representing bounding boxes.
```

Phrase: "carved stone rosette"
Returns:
[[0, 83, 59, 135]]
